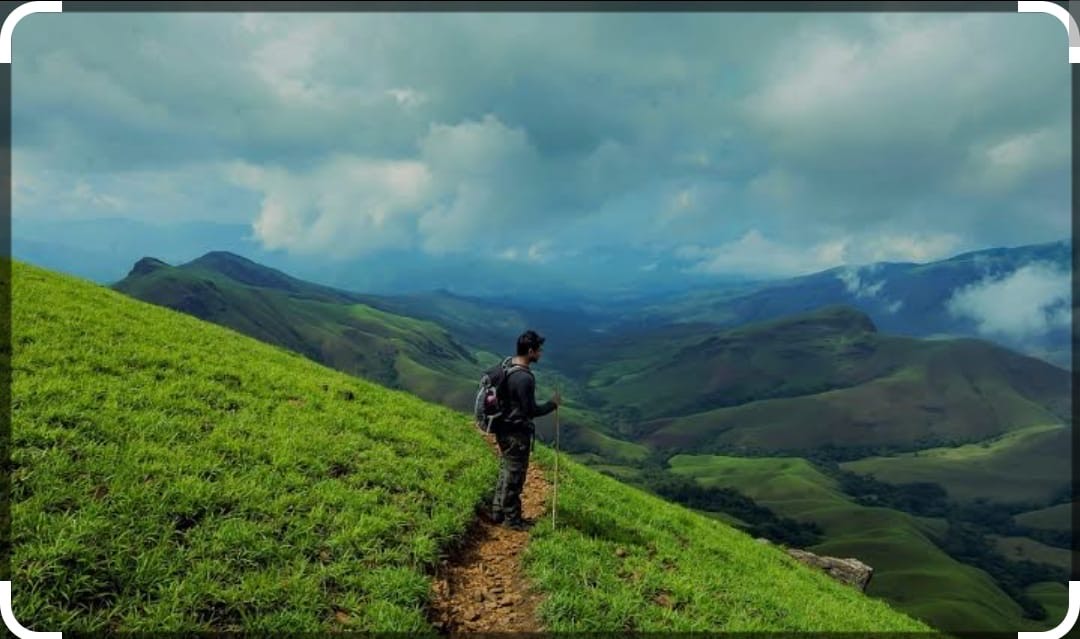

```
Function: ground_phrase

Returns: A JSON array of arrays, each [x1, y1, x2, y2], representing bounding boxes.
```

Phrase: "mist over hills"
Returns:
[[618, 240, 1072, 369]]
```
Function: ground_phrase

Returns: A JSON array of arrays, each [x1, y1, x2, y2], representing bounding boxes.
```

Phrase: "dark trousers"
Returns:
[[492, 426, 532, 521]]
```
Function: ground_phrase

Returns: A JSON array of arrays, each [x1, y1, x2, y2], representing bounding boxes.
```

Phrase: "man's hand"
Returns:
[[551, 390, 562, 407]]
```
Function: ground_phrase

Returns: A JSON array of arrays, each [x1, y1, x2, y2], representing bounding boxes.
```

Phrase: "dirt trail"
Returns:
[[429, 435, 552, 634]]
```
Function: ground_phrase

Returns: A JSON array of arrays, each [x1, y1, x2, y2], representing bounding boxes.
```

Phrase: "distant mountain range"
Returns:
[[607, 240, 1072, 369], [12, 217, 735, 302], [15, 217, 1070, 368], [113, 247, 1071, 464], [113, 252, 491, 412]]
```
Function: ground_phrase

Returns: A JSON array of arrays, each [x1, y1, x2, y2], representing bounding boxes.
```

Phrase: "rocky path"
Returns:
[[428, 435, 552, 634]]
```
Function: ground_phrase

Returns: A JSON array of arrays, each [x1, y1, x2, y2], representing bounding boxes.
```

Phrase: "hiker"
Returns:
[[488, 330, 560, 530]]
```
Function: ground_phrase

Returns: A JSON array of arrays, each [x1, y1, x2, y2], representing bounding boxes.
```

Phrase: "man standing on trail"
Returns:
[[490, 330, 560, 531]]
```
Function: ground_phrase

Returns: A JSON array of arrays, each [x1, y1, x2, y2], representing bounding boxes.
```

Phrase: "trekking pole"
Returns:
[[552, 386, 559, 529]]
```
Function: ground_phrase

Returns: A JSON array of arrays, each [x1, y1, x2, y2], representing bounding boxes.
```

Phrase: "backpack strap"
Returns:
[[504, 363, 533, 380]]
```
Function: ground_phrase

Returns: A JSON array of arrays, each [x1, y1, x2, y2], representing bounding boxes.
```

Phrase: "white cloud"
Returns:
[[415, 115, 548, 254], [955, 125, 1071, 193], [386, 87, 428, 108], [946, 262, 1071, 340], [247, 18, 340, 106], [835, 263, 907, 314], [496, 240, 569, 265], [860, 233, 962, 264], [682, 230, 964, 279], [681, 230, 848, 278], [837, 266, 885, 299], [742, 15, 1009, 156], [73, 180, 127, 211], [228, 155, 432, 258], [227, 113, 570, 258]]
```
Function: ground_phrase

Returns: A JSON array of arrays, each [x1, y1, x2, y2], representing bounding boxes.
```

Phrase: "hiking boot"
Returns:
[[503, 517, 533, 531], [480, 506, 504, 525]]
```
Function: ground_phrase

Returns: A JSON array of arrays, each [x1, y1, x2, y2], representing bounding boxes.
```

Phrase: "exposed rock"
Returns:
[[786, 548, 874, 591]]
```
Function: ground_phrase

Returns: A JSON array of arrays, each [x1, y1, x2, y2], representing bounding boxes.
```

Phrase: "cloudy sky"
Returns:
[[10, 9, 1072, 279]]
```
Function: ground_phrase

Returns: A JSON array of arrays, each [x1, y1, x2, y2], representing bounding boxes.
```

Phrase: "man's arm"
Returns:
[[512, 372, 556, 419]]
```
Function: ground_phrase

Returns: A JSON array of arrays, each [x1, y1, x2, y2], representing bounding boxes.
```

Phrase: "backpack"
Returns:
[[473, 356, 530, 433]]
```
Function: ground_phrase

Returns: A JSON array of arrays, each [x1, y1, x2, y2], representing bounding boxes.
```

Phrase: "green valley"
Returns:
[[10, 260, 936, 633], [103, 252, 1072, 635]]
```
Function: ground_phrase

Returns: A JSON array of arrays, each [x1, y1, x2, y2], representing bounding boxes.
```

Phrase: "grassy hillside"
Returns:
[[1015, 503, 1073, 532], [588, 307, 1069, 457], [666, 454, 1040, 633], [11, 260, 497, 632], [841, 424, 1072, 505], [1026, 582, 1070, 626], [524, 446, 932, 632], [113, 253, 491, 413], [113, 253, 641, 464], [991, 536, 1074, 573], [10, 261, 938, 633]]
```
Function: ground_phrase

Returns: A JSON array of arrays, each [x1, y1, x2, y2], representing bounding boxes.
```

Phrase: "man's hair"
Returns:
[[516, 330, 546, 356]]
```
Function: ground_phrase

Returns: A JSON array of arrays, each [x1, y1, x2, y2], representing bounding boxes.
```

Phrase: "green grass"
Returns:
[[643, 356, 1066, 457], [666, 454, 1041, 633], [841, 424, 1071, 505], [12, 261, 498, 632], [113, 257, 485, 415], [10, 261, 939, 633], [990, 536, 1075, 573], [1025, 582, 1070, 628], [1015, 503, 1073, 532], [524, 446, 933, 633], [581, 307, 1068, 457]]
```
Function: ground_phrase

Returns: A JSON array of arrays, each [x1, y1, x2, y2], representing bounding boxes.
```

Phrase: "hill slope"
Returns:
[[666, 455, 1039, 632], [585, 306, 1069, 457], [11, 260, 496, 632], [113, 252, 488, 412], [112, 252, 629, 462], [10, 261, 932, 633]]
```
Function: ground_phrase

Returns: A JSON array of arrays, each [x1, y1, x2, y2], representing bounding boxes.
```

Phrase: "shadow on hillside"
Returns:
[[554, 507, 649, 549]]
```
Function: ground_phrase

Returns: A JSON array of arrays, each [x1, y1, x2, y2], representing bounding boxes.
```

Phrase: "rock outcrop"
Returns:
[[756, 539, 874, 591], [786, 548, 874, 591]]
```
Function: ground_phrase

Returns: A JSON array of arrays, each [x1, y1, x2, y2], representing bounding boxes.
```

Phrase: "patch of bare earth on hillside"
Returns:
[[428, 434, 551, 634]]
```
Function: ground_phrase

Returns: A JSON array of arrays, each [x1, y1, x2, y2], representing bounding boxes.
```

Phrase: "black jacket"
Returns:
[[503, 365, 556, 429]]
